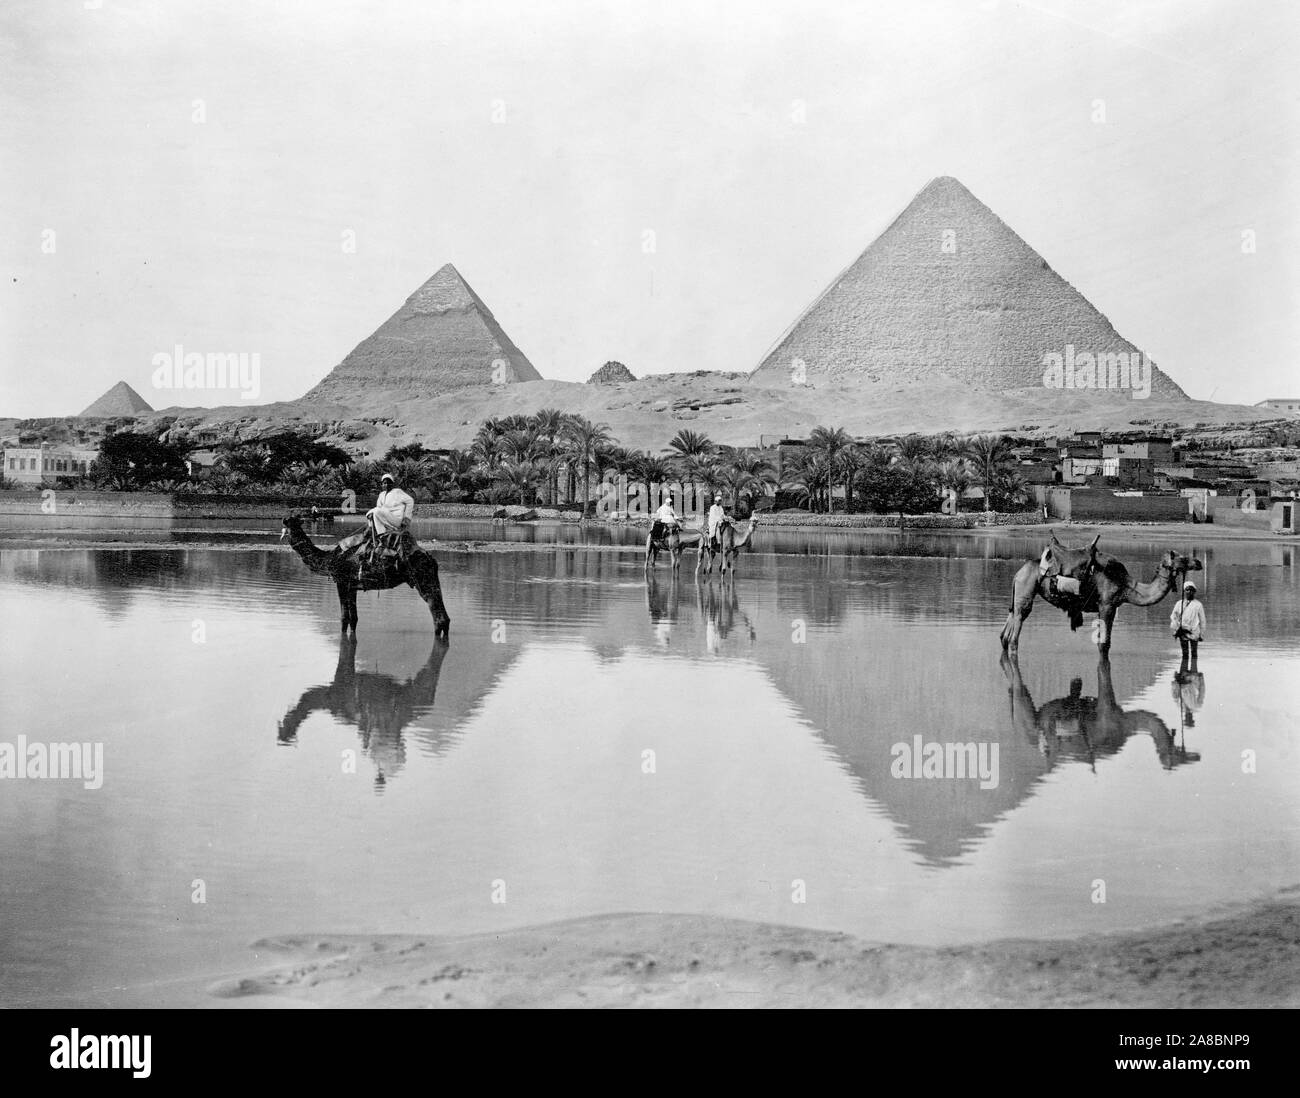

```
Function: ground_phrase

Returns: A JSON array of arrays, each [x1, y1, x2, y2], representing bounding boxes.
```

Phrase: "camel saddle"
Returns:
[[1038, 540, 1100, 630]]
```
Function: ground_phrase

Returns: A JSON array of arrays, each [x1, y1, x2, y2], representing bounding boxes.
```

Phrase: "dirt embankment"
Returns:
[[211, 890, 1300, 1009]]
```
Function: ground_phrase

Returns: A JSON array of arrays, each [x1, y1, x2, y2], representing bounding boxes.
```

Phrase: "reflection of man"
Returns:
[[1172, 670, 1206, 726]]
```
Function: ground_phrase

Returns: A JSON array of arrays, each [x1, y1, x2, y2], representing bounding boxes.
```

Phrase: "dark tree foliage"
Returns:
[[225, 432, 351, 483], [856, 461, 935, 517], [90, 432, 188, 489], [383, 442, 434, 463]]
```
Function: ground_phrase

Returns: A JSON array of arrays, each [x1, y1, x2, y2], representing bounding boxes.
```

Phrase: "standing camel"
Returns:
[[645, 525, 701, 573], [281, 514, 451, 637], [697, 516, 759, 579], [999, 535, 1201, 655]]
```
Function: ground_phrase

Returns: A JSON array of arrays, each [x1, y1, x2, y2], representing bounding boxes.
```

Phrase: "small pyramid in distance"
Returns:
[[588, 360, 636, 384], [303, 263, 542, 402], [751, 176, 1186, 398], [80, 380, 154, 417]]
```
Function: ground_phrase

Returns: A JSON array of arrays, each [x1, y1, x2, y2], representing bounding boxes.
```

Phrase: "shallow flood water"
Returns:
[[1, 538, 1297, 1006]]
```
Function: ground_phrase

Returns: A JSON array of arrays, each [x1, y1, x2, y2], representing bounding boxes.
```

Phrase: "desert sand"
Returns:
[[211, 889, 1300, 1009]]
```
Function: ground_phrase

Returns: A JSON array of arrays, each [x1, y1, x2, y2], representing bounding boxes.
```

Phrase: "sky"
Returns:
[[1, 0, 1296, 417]]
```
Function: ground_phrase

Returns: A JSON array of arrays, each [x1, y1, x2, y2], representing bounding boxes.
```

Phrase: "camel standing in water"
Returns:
[[281, 514, 451, 637], [644, 525, 701, 573], [697, 517, 759, 578], [999, 533, 1201, 655]]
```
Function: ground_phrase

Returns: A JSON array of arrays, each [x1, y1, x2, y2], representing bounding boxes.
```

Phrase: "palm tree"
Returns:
[[965, 433, 1013, 512], [666, 429, 716, 461], [635, 454, 674, 512], [494, 458, 542, 505], [723, 449, 778, 512], [992, 468, 1029, 511], [677, 452, 723, 509], [895, 433, 931, 464], [784, 447, 831, 512], [563, 415, 614, 516], [531, 408, 568, 502], [807, 426, 852, 512], [436, 448, 477, 499]]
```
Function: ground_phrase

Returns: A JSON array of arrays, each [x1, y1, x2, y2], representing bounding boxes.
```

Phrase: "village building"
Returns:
[[4, 442, 99, 484], [1255, 398, 1300, 414]]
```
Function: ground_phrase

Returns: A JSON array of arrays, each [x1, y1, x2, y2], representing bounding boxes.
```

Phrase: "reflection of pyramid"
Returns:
[[303, 263, 541, 401], [80, 380, 153, 417], [750, 176, 1186, 397]]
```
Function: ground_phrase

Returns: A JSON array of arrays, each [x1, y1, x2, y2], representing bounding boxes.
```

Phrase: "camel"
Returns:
[[697, 516, 759, 578], [278, 634, 450, 790], [999, 533, 1201, 655], [644, 524, 702, 573], [1001, 651, 1199, 771], [281, 513, 451, 637]]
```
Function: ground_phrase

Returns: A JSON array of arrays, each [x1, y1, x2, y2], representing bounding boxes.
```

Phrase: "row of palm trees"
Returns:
[[186, 410, 1027, 514], [783, 427, 1025, 513]]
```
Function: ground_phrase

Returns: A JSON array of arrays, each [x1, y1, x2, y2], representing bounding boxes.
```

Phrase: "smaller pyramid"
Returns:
[[303, 263, 542, 401], [80, 381, 154, 417], [588, 361, 635, 384]]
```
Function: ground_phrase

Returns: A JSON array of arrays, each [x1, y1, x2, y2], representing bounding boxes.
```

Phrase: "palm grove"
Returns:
[[64, 413, 1033, 516]]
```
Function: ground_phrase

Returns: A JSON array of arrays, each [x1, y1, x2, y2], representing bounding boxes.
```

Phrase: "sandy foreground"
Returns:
[[209, 889, 1300, 1009]]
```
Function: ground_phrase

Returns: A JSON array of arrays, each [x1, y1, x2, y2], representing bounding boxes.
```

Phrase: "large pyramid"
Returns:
[[79, 380, 153, 417], [751, 177, 1186, 398], [303, 263, 541, 402]]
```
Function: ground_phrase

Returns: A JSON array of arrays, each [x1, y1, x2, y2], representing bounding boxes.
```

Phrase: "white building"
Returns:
[[4, 444, 99, 485]]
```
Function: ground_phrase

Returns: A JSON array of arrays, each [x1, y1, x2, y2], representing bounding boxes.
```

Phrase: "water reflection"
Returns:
[[1172, 671, 1206, 730], [1002, 653, 1200, 771], [698, 580, 756, 653], [277, 635, 452, 792]]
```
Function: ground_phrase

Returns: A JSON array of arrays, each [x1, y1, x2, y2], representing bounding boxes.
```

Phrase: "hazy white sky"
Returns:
[[1, 0, 1296, 417]]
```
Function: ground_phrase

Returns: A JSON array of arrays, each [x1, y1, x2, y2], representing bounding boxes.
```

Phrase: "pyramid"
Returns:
[[79, 380, 154, 417], [303, 263, 542, 401], [751, 177, 1186, 398], [587, 360, 636, 384]]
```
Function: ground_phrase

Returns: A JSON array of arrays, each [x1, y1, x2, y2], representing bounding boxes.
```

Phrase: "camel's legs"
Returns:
[[1095, 603, 1118, 656], [337, 582, 358, 633], [999, 562, 1039, 650], [410, 556, 451, 638]]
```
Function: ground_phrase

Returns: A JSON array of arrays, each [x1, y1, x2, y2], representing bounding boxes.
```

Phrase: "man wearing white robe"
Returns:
[[369, 473, 415, 537]]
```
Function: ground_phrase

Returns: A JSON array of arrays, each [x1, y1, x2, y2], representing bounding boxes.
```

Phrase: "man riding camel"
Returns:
[[650, 496, 681, 543], [706, 494, 730, 553], [336, 472, 416, 561]]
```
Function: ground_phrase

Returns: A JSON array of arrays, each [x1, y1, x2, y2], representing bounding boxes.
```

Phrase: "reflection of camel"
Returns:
[[697, 581, 756, 652], [281, 514, 451, 637], [1001, 652, 1199, 770], [645, 524, 701, 573], [646, 572, 683, 624], [1000, 534, 1202, 654], [697, 517, 759, 578], [277, 635, 450, 790]]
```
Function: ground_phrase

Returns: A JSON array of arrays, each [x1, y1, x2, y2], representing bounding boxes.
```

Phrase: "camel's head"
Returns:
[[280, 512, 304, 541]]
